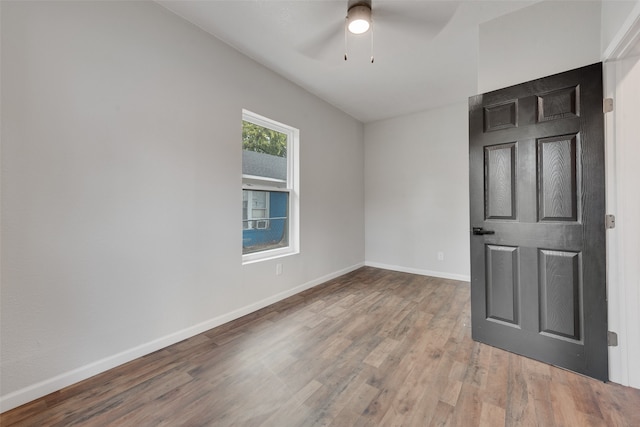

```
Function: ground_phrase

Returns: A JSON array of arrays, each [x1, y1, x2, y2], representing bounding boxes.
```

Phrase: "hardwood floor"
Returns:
[[3, 267, 640, 426]]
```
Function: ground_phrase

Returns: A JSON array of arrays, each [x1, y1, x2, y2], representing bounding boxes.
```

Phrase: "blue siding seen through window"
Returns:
[[242, 190, 288, 254]]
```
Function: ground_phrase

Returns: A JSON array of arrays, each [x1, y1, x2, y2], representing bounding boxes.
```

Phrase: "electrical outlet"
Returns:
[[437, 251, 444, 261], [276, 263, 283, 276]]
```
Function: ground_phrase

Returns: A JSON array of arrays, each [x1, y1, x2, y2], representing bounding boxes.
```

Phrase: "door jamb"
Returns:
[[603, 3, 640, 388]]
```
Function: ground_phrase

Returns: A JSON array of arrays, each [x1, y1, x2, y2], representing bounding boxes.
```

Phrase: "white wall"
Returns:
[[364, 103, 470, 281], [478, 0, 602, 93], [601, 0, 640, 56], [0, 1, 364, 411]]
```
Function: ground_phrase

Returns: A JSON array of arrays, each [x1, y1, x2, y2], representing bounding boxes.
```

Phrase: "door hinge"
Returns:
[[608, 331, 618, 347], [606, 214, 616, 229], [604, 98, 614, 113]]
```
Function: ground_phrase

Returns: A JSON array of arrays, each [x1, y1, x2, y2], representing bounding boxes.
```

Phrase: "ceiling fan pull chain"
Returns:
[[344, 18, 348, 61], [370, 20, 374, 63]]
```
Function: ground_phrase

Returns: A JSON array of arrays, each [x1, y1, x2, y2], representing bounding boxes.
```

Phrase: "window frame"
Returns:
[[242, 110, 299, 264]]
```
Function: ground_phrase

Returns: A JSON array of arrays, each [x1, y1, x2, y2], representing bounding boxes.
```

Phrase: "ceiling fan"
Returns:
[[299, 0, 458, 63], [345, 0, 375, 62]]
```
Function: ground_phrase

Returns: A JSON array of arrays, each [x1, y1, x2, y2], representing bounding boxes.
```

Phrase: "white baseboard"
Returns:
[[0, 262, 364, 413], [365, 261, 470, 282]]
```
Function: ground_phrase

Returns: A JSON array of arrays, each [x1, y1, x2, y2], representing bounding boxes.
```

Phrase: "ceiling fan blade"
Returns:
[[374, 1, 459, 38], [297, 20, 345, 62]]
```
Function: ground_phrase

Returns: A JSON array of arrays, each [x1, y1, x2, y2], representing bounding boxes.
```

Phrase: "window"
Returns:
[[242, 110, 299, 263]]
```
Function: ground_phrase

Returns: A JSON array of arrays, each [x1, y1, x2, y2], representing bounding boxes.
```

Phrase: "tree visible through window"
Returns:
[[242, 122, 287, 157]]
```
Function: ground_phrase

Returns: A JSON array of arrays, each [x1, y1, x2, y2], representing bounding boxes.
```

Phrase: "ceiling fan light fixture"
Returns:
[[347, 5, 371, 34]]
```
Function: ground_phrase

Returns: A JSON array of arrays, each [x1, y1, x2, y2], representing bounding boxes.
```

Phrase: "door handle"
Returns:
[[472, 227, 495, 235]]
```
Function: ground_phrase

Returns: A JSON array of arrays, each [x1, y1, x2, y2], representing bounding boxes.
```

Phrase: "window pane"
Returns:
[[251, 191, 267, 208], [242, 190, 289, 255], [242, 121, 287, 183]]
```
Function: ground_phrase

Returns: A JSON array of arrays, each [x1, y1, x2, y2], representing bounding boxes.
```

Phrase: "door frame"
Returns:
[[603, 6, 640, 389]]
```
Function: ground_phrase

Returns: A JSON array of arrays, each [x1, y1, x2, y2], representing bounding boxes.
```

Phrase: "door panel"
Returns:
[[538, 249, 581, 341], [484, 100, 518, 131], [469, 63, 607, 381], [538, 134, 580, 221], [485, 245, 520, 325], [537, 85, 580, 121], [485, 143, 517, 220]]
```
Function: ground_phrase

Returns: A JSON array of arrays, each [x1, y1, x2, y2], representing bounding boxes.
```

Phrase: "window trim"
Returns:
[[242, 110, 299, 264]]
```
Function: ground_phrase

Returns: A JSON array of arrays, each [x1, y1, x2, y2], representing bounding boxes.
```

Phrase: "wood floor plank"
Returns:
[[2, 267, 640, 426], [505, 354, 536, 426], [449, 382, 483, 426], [479, 401, 505, 427], [405, 386, 441, 426], [329, 381, 379, 426], [440, 379, 463, 407], [363, 337, 400, 368], [427, 400, 455, 427]]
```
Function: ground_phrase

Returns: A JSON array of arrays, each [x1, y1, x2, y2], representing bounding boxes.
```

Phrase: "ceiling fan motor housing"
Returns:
[[348, 0, 372, 9], [346, 2, 372, 34]]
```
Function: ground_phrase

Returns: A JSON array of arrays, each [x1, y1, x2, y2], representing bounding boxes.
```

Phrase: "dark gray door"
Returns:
[[469, 63, 607, 381]]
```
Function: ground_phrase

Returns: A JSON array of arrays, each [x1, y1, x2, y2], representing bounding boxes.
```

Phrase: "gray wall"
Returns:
[[478, 0, 602, 93], [364, 103, 470, 281], [1, 1, 364, 409]]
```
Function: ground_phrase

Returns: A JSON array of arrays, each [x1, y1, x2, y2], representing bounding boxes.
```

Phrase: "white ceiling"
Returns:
[[159, 1, 537, 123]]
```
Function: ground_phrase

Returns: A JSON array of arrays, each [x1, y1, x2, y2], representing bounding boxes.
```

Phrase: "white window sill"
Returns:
[[242, 247, 299, 265]]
